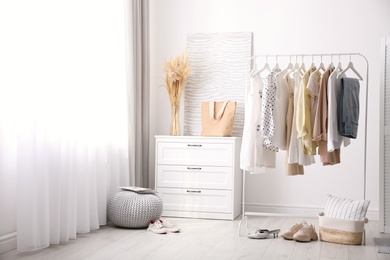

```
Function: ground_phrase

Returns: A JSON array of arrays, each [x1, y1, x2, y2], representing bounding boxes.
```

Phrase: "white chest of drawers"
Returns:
[[155, 135, 242, 220]]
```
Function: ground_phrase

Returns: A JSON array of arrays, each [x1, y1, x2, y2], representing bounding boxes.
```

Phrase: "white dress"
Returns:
[[273, 70, 290, 151], [327, 65, 351, 152], [240, 73, 276, 173], [288, 72, 315, 166]]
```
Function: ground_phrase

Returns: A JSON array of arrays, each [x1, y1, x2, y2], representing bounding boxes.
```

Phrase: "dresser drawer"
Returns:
[[157, 165, 232, 189], [157, 188, 232, 214], [157, 141, 233, 166]]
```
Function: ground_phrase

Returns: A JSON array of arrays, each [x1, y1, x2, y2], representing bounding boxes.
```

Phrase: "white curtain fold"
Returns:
[[15, 66, 130, 251], [0, 0, 136, 252], [125, 0, 150, 187]]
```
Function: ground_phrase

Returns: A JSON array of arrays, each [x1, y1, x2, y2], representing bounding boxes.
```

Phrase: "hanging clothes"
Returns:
[[241, 55, 363, 174], [338, 77, 360, 139], [296, 67, 318, 155], [261, 68, 281, 152], [273, 70, 290, 151], [307, 70, 322, 130], [288, 71, 315, 166], [327, 65, 351, 152], [240, 72, 276, 172], [285, 76, 304, 175], [313, 65, 341, 165], [313, 64, 333, 141]]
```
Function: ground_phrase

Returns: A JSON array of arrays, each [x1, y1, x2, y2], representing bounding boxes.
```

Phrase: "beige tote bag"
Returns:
[[201, 101, 236, 137]]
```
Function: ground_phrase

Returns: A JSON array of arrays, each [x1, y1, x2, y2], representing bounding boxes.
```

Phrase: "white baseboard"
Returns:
[[0, 232, 17, 255], [366, 210, 379, 221], [243, 203, 379, 221]]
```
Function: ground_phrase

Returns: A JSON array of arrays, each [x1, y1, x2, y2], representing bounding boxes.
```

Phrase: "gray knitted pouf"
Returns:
[[107, 191, 163, 228]]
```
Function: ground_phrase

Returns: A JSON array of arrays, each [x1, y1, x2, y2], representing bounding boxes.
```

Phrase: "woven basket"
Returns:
[[108, 191, 163, 228], [318, 212, 368, 245]]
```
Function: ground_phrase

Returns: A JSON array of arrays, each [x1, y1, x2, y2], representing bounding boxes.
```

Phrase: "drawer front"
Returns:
[[157, 141, 233, 166], [157, 165, 232, 189], [157, 188, 232, 213]]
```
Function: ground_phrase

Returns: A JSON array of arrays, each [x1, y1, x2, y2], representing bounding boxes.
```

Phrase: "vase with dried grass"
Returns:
[[163, 50, 191, 136]]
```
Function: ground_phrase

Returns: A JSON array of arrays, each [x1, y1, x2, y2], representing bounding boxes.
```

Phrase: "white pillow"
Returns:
[[324, 194, 370, 221]]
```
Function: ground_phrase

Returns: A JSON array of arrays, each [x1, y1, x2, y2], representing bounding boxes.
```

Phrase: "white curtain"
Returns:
[[126, 0, 150, 187], [0, 0, 142, 251]]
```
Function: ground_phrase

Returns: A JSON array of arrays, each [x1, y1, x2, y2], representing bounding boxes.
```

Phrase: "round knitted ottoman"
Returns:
[[107, 191, 163, 228]]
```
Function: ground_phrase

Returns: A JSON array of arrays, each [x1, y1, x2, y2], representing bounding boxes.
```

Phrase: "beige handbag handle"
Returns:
[[209, 101, 229, 123]]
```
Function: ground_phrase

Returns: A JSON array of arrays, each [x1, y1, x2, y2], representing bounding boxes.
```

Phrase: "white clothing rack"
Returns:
[[239, 53, 370, 237]]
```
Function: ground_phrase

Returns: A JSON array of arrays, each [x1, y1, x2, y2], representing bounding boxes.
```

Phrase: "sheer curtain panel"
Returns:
[[0, 1, 130, 251]]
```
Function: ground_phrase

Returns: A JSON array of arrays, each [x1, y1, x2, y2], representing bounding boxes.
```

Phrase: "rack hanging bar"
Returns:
[[240, 52, 370, 244], [248, 53, 367, 72], [249, 53, 363, 58]]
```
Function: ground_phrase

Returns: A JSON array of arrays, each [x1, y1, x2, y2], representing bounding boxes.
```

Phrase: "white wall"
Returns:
[[149, 0, 390, 220]]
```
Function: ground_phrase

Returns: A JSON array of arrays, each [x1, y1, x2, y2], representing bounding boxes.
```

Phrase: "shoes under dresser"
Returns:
[[155, 135, 242, 220]]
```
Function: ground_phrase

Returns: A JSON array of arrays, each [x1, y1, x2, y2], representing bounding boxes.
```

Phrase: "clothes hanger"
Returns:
[[330, 54, 335, 68], [280, 55, 293, 75], [273, 55, 280, 70], [313, 55, 325, 74], [336, 54, 363, 80], [253, 55, 271, 77], [293, 55, 300, 71], [284, 55, 300, 79], [337, 54, 343, 71], [309, 55, 316, 71], [334, 54, 345, 79], [299, 55, 306, 75]]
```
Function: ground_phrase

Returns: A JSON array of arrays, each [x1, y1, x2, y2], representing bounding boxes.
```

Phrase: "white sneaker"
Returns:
[[159, 219, 180, 233], [147, 220, 167, 234]]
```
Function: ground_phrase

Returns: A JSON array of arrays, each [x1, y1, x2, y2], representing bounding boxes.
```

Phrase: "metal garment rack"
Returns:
[[239, 53, 370, 237]]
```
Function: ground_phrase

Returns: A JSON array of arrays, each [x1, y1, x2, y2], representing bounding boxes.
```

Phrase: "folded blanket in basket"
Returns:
[[318, 212, 368, 245]]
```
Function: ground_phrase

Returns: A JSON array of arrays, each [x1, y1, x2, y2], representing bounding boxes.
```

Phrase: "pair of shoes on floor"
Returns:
[[147, 219, 181, 234], [248, 228, 281, 239], [280, 220, 318, 242]]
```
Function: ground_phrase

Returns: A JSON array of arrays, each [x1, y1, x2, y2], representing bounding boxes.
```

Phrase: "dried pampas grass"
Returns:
[[163, 50, 192, 135], [163, 50, 191, 106]]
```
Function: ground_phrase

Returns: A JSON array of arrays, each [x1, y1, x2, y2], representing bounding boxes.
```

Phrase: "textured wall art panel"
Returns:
[[184, 32, 252, 136]]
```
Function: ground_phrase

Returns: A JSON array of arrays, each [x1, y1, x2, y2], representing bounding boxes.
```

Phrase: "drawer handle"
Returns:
[[187, 167, 202, 170], [187, 144, 202, 147], [186, 190, 201, 193]]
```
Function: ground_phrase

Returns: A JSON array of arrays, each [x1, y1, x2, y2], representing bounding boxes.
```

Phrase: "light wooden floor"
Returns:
[[1, 216, 390, 260]]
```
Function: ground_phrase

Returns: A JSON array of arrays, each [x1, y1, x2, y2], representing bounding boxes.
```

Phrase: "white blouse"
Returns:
[[327, 65, 351, 152], [240, 73, 276, 172], [288, 72, 315, 166], [261, 68, 281, 152]]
